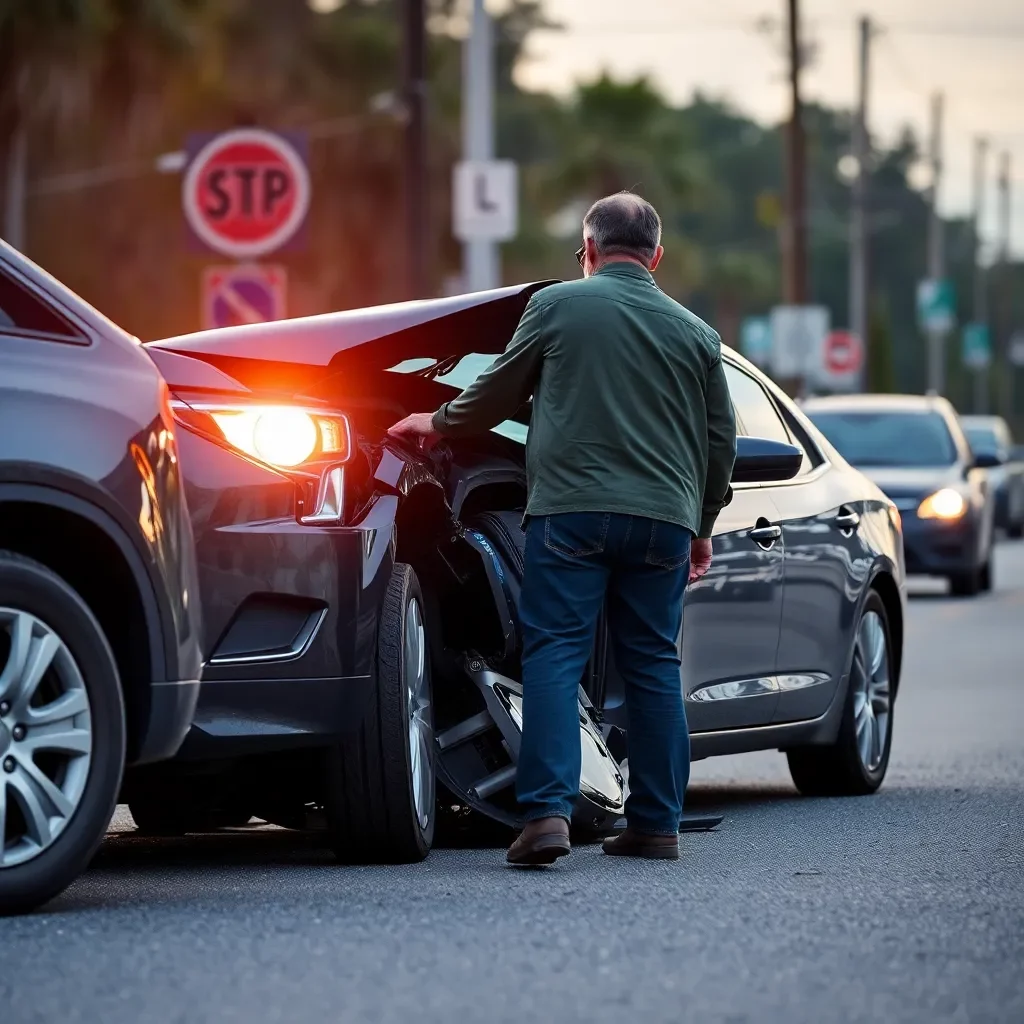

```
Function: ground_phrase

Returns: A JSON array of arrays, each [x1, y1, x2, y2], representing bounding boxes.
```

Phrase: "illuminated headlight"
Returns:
[[171, 401, 350, 469], [917, 488, 966, 520]]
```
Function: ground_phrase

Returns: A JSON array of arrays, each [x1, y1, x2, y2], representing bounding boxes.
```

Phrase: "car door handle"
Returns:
[[749, 524, 782, 547], [834, 508, 861, 531]]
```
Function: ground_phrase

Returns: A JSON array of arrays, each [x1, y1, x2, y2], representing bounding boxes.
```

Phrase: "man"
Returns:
[[389, 193, 736, 864]]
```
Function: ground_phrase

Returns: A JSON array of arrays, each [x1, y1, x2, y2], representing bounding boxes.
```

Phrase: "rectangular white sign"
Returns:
[[769, 305, 830, 379], [453, 160, 518, 242]]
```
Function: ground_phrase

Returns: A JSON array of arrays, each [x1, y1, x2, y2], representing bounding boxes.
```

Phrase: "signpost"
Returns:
[[963, 321, 991, 414], [917, 278, 956, 394], [183, 128, 310, 260], [962, 323, 991, 370], [202, 264, 286, 330], [814, 329, 864, 392], [740, 317, 772, 368], [916, 278, 956, 334], [769, 305, 829, 390], [1009, 331, 1024, 368], [453, 160, 518, 245]]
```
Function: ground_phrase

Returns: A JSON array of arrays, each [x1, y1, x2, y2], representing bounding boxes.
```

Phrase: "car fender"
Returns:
[[0, 474, 174, 682]]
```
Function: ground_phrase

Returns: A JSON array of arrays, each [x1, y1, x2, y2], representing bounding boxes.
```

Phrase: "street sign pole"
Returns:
[[926, 93, 946, 395], [462, 0, 499, 292]]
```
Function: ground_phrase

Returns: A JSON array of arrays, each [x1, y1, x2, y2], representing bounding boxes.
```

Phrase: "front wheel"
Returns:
[[322, 564, 435, 863], [0, 552, 126, 915], [787, 591, 894, 797]]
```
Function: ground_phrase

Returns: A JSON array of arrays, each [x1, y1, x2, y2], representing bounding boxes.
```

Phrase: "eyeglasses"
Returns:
[[575, 246, 585, 268]]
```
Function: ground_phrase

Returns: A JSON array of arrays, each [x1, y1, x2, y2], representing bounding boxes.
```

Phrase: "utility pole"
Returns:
[[849, 15, 871, 392], [997, 150, 1013, 418], [784, 0, 808, 305], [971, 137, 989, 413], [925, 92, 945, 395], [402, 0, 428, 299], [462, 0, 499, 292]]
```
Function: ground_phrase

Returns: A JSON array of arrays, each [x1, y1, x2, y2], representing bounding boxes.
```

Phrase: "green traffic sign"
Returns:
[[917, 278, 956, 334], [962, 322, 991, 369]]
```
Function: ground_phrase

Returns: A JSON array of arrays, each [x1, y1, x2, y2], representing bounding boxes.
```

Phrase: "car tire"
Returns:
[[948, 568, 981, 597], [1008, 523, 1024, 540], [978, 558, 993, 592], [786, 591, 894, 798], [322, 563, 435, 864], [0, 551, 126, 915]]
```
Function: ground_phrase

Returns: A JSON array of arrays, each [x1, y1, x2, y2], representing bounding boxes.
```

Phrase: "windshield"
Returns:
[[808, 410, 958, 467], [387, 355, 528, 444], [963, 424, 1002, 456]]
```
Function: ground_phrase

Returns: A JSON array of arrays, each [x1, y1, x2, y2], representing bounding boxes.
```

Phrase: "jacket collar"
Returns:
[[594, 261, 655, 283]]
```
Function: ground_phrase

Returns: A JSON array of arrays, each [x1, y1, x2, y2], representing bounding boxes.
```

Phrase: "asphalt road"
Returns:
[[4, 545, 1023, 1024]]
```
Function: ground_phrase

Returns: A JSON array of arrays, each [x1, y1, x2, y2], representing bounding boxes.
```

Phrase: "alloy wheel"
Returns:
[[0, 608, 93, 868], [404, 598, 433, 831], [850, 609, 891, 772]]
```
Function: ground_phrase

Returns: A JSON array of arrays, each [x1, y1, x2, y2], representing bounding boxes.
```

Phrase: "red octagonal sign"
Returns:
[[182, 128, 310, 259]]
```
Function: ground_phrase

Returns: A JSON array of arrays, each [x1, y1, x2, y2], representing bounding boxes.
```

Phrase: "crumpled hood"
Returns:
[[147, 281, 556, 394]]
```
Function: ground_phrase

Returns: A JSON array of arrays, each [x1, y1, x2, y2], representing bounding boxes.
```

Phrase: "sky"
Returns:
[[510, 0, 1024, 259]]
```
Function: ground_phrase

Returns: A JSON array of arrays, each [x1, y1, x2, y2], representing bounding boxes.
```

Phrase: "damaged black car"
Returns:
[[132, 281, 907, 862]]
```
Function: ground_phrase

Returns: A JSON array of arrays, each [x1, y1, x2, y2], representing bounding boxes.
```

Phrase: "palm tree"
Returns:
[[1, 0, 204, 248]]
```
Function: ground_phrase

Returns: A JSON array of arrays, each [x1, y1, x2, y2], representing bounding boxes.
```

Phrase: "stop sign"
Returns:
[[823, 330, 864, 376], [182, 129, 310, 259]]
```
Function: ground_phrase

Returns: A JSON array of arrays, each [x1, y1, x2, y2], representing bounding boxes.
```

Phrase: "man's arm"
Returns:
[[698, 353, 738, 539], [430, 294, 545, 438]]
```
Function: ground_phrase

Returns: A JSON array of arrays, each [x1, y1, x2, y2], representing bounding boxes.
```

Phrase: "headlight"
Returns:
[[171, 400, 350, 469], [917, 488, 966, 520]]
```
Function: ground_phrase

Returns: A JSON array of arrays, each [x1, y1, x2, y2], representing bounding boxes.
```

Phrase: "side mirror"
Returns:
[[732, 436, 804, 484], [971, 450, 1004, 469]]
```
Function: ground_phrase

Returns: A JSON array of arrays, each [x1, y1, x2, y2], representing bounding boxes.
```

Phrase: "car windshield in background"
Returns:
[[387, 355, 528, 444], [963, 425, 1001, 456], [808, 410, 957, 467]]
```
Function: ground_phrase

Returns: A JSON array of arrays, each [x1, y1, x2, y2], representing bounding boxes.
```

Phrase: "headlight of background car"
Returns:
[[170, 401, 350, 469], [917, 487, 966, 520]]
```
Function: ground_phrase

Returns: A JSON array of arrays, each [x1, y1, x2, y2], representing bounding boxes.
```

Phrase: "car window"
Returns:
[[808, 410, 957, 468], [723, 363, 792, 444], [0, 269, 79, 339]]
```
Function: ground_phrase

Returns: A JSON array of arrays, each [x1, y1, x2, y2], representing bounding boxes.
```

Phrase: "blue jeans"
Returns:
[[516, 512, 692, 835]]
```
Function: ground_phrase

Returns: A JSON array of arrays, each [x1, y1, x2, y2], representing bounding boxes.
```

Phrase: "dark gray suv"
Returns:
[[0, 241, 203, 914]]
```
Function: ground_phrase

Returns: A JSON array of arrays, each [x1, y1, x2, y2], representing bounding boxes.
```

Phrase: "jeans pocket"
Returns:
[[543, 513, 610, 558], [645, 520, 692, 569]]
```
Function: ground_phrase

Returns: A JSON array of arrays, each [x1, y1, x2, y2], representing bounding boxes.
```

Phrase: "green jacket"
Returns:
[[432, 262, 737, 538]]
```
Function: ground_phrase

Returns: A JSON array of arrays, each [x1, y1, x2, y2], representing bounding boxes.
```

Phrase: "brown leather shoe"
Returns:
[[506, 816, 571, 866], [602, 828, 679, 860]]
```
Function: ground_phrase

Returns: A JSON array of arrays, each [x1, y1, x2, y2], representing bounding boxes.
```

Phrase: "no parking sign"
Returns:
[[202, 264, 287, 330]]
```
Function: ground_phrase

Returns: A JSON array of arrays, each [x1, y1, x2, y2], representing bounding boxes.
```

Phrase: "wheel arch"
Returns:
[[0, 483, 167, 761], [868, 567, 903, 693]]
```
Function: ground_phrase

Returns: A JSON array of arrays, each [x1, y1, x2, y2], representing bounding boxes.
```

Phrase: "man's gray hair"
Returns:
[[583, 192, 662, 262]]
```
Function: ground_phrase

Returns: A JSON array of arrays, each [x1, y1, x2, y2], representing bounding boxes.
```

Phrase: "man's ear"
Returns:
[[648, 244, 665, 272], [584, 236, 600, 273]]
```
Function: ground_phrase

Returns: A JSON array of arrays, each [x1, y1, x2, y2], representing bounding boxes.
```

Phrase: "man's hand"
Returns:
[[387, 412, 439, 448], [689, 537, 713, 583]]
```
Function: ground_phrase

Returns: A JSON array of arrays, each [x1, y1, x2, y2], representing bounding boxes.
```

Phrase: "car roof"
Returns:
[[802, 393, 951, 415]]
